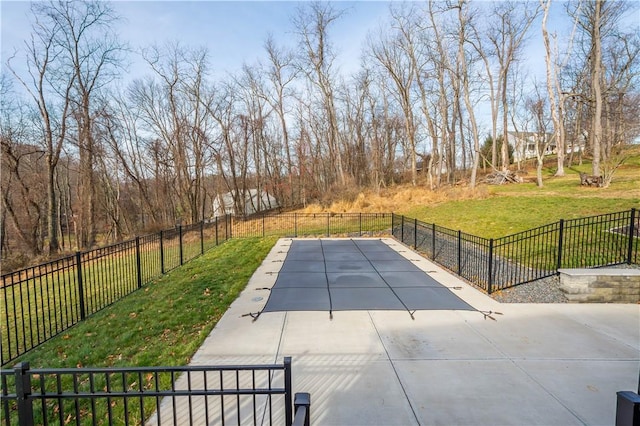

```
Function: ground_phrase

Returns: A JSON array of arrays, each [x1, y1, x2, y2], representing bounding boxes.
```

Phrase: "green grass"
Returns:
[[403, 196, 638, 238], [1, 229, 225, 364], [13, 237, 276, 369], [1, 247, 141, 364], [2, 150, 638, 423], [401, 149, 640, 238], [398, 154, 639, 272], [3, 237, 276, 425], [402, 161, 639, 238]]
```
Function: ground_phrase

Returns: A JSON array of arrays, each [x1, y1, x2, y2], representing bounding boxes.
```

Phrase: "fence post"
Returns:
[[326, 214, 330, 237], [227, 214, 231, 239], [135, 237, 142, 289], [179, 225, 184, 265], [391, 214, 395, 238], [414, 219, 418, 250], [390, 214, 394, 238], [628, 208, 636, 265], [15, 362, 34, 426], [200, 221, 205, 254], [487, 239, 494, 294], [401, 216, 405, 243], [216, 216, 218, 247], [556, 219, 565, 271], [359, 213, 363, 236], [432, 223, 436, 260], [263, 214, 266, 238], [284, 357, 293, 426], [294, 213, 298, 237], [76, 251, 86, 320], [294, 392, 311, 426], [457, 230, 462, 275], [159, 230, 165, 274]]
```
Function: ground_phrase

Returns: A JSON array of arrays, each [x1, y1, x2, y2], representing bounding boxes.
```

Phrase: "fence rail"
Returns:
[[1, 357, 310, 426], [393, 208, 638, 293], [1, 216, 232, 366], [2, 209, 638, 365], [230, 212, 393, 238]]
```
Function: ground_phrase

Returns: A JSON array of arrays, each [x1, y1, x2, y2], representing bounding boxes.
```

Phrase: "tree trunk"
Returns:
[[541, 0, 565, 177], [590, 0, 603, 177]]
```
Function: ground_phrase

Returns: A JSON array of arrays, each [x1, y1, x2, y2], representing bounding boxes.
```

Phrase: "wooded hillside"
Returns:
[[2, 1, 639, 265]]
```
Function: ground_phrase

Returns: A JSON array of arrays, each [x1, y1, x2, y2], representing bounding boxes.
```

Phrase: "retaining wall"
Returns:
[[558, 268, 640, 303]]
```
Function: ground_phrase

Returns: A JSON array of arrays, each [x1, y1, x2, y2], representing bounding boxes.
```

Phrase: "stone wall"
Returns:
[[559, 268, 640, 303]]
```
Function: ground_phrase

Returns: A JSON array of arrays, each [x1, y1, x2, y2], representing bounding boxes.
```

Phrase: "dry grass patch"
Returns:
[[300, 184, 491, 214]]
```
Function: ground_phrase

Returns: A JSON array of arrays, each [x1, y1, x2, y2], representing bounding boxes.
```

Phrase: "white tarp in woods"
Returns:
[[213, 189, 278, 217]]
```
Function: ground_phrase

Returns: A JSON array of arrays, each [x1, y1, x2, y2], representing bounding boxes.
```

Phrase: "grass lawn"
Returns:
[[12, 237, 277, 369], [2, 237, 276, 424], [6, 149, 639, 368], [2, 152, 637, 423], [401, 159, 639, 238], [403, 195, 638, 238]]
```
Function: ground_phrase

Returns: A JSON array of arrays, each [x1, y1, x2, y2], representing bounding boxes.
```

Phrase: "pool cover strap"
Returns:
[[254, 239, 475, 319]]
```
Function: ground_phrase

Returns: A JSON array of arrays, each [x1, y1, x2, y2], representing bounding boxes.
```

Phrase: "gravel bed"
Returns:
[[490, 264, 640, 303], [490, 275, 567, 303], [394, 223, 639, 303]]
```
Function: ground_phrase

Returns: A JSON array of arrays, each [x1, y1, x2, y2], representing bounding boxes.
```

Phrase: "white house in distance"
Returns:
[[508, 131, 556, 163], [213, 189, 279, 217], [508, 131, 586, 163]]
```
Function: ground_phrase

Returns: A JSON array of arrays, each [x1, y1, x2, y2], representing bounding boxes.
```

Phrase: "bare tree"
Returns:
[[0, 77, 46, 257], [293, 2, 346, 187], [393, 4, 442, 189], [487, 0, 539, 171], [10, 1, 125, 250], [7, 3, 76, 253], [541, 0, 567, 176], [55, 1, 122, 248], [568, 0, 636, 177], [589, 0, 604, 177], [339, 69, 373, 187], [369, 21, 418, 186], [135, 43, 213, 224], [466, 18, 500, 171], [262, 36, 299, 206], [524, 83, 553, 187], [105, 91, 161, 228], [455, 1, 482, 189]]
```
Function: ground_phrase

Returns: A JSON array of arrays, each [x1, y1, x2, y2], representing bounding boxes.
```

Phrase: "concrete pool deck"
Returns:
[[189, 238, 640, 425]]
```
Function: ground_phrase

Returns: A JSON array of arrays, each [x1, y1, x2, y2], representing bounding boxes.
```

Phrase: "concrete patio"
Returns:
[[188, 238, 639, 425]]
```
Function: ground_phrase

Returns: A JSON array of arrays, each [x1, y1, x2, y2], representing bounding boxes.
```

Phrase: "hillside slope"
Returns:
[[299, 150, 640, 238]]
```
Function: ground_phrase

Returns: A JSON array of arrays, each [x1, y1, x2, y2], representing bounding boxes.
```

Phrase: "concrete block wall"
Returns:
[[559, 268, 640, 303]]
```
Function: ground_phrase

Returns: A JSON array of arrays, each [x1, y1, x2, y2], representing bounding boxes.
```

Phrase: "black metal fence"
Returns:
[[1, 216, 232, 366], [3, 209, 638, 365], [0, 212, 390, 366], [1, 357, 311, 426], [230, 212, 393, 238], [393, 208, 638, 293]]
